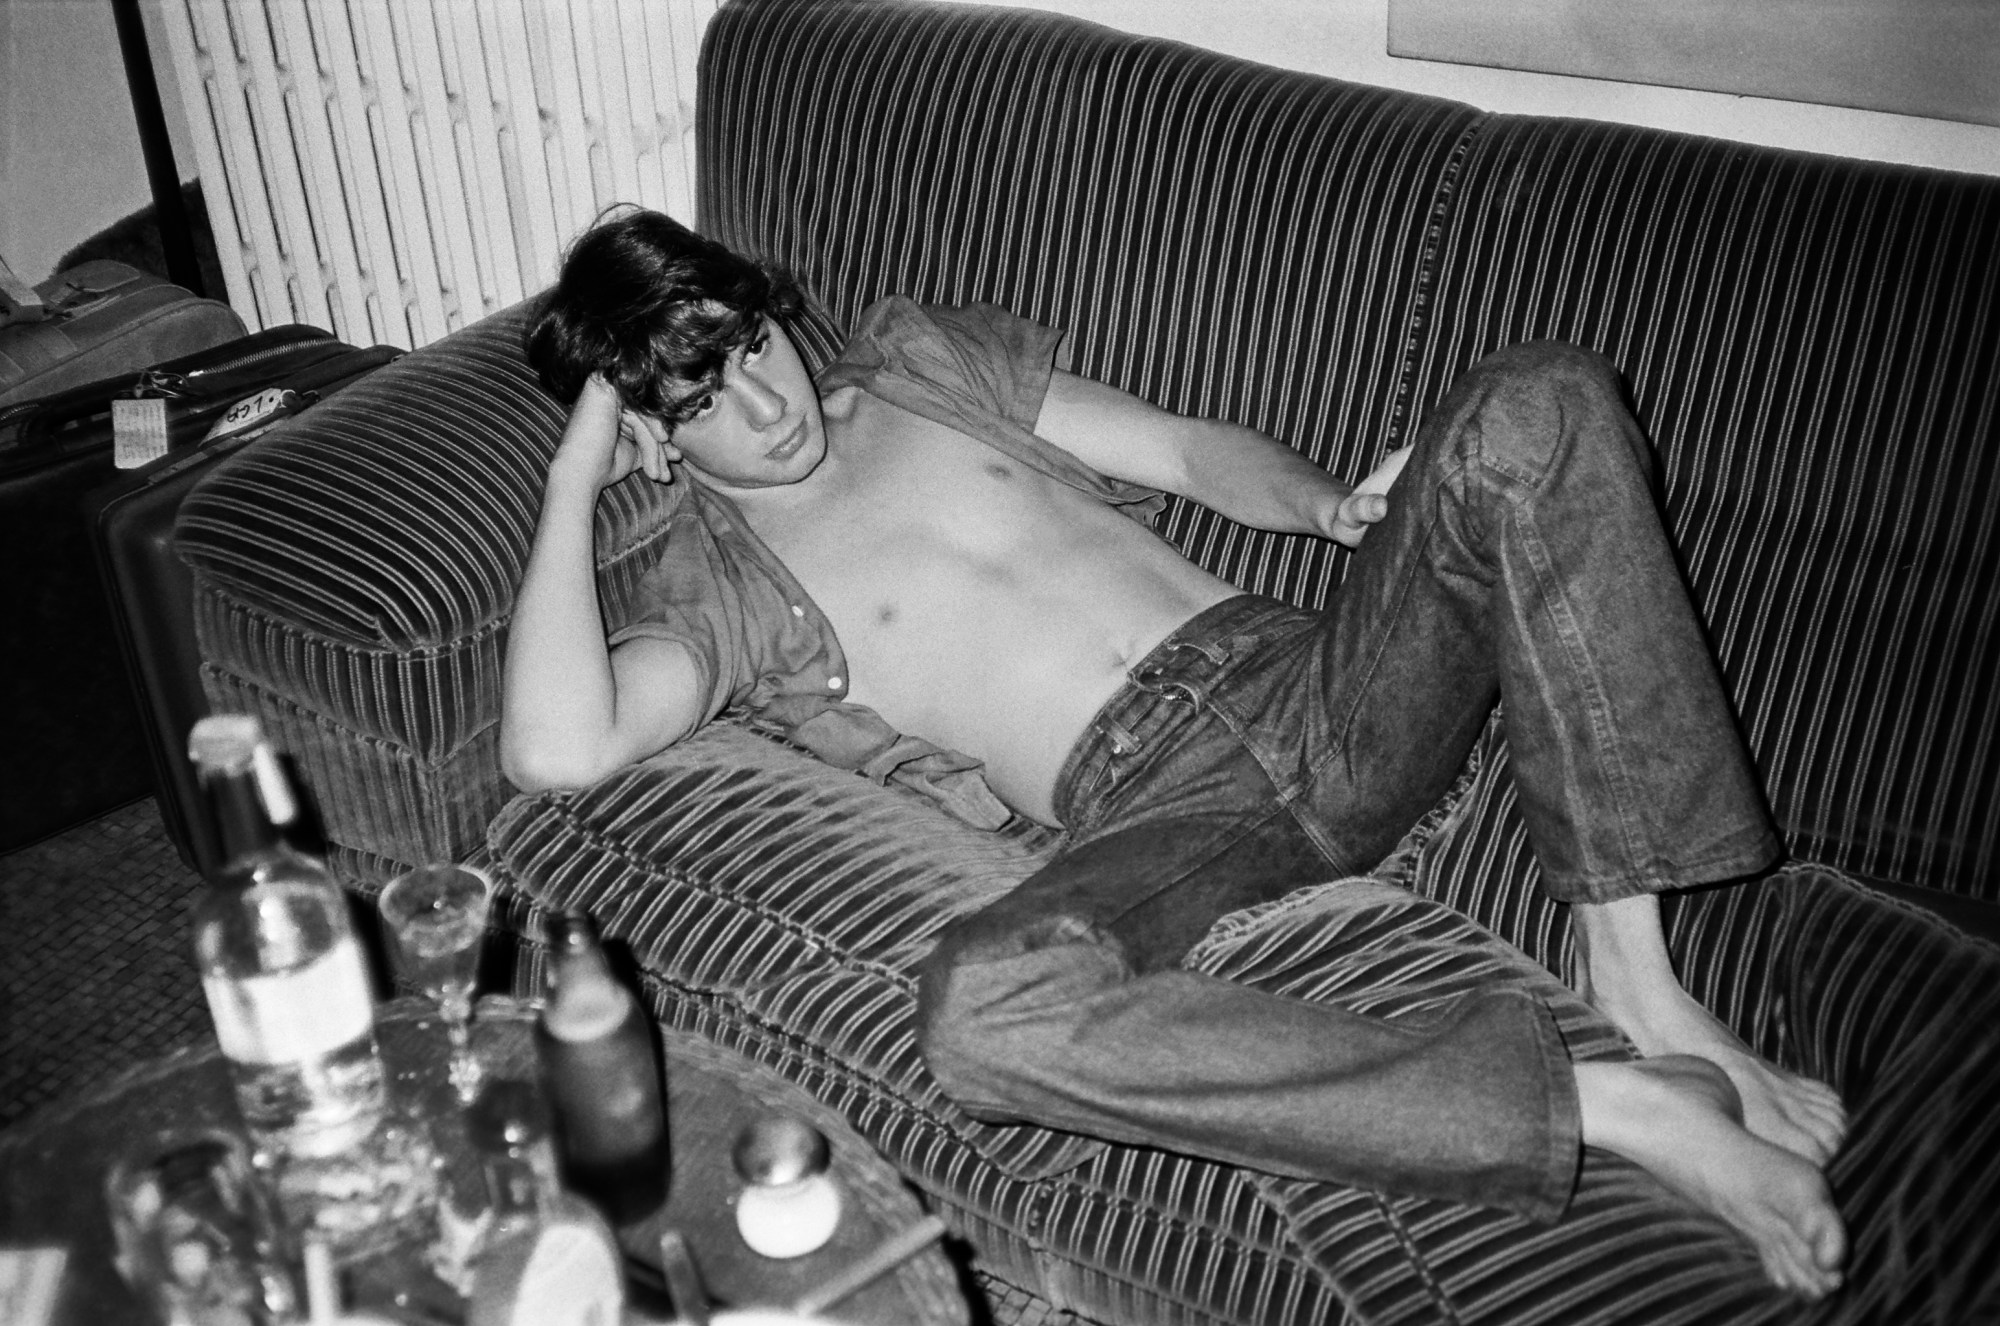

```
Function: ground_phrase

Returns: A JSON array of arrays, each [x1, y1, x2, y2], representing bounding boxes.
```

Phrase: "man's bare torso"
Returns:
[[743, 385, 1236, 824]]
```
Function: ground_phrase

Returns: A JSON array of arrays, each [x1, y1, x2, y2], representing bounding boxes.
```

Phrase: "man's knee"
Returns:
[[915, 909, 1131, 1110], [1453, 340, 1648, 489]]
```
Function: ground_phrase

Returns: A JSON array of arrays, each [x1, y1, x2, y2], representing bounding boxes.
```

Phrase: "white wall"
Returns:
[[0, 0, 197, 285], [958, 0, 2000, 179], [3, 0, 1993, 297]]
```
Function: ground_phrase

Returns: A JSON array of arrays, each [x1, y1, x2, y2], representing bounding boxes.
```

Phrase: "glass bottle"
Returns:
[[535, 911, 668, 1225], [187, 714, 434, 1262], [188, 713, 386, 1162], [463, 1080, 626, 1326]]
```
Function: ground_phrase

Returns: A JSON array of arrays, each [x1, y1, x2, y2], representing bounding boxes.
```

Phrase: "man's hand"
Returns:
[[554, 374, 682, 491], [1324, 444, 1413, 548]]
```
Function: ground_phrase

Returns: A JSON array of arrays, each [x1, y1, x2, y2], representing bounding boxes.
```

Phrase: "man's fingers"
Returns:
[[1339, 492, 1389, 528]]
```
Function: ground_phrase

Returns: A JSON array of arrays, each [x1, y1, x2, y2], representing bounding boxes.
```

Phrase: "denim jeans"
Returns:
[[915, 342, 1782, 1221]]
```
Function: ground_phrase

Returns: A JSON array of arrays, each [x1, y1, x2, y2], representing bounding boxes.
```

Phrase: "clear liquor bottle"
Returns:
[[187, 714, 387, 1161]]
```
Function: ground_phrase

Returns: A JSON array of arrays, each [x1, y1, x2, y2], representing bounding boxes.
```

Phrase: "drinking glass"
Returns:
[[379, 863, 496, 1102], [106, 1126, 300, 1325]]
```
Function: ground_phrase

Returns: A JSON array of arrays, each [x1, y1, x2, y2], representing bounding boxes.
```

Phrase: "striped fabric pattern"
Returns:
[[486, 724, 1353, 1323], [178, 306, 678, 870], [1190, 882, 1784, 1325], [1403, 117, 2000, 902], [169, 0, 2000, 1321], [698, 0, 1481, 609], [699, 0, 2000, 907], [491, 722, 2000, 1324]]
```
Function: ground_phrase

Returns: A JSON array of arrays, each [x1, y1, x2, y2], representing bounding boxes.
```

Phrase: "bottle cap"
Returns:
[[188, 713, 263, 772], [547, 911, 598, 955], [732, 1115, 830, 1187]]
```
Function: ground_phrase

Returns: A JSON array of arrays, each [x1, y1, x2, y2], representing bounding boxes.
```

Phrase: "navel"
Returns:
[[985, 461, 1013, 481], [876, 603, 899, 626]]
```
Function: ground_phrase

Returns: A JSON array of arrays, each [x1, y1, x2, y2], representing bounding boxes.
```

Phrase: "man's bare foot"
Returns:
[[1571, 893, 1848, 1163], [1575, 1056, 1847, 1299]]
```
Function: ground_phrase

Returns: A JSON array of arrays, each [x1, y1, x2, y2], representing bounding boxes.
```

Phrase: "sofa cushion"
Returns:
[[490, 719, 1834, 1324], [486, 721, 1115, 1180], [1185, 879, 1798, 1325]]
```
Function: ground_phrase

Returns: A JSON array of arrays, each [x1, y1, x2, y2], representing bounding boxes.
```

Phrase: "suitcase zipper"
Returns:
[[132, 334, 341, 398], [0, 332, 356, 448]]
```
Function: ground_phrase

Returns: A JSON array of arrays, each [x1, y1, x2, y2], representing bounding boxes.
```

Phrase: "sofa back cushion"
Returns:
[[698, 0, 1482, 610], [1408, 119, 2000, 901], [701, 0, 2000, 901]]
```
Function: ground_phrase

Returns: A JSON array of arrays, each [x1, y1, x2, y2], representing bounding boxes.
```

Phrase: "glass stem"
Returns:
[[442, 994, 479, 1102]]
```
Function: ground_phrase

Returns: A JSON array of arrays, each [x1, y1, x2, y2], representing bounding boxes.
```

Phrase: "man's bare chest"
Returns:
[[754, 398, 1106, 599]]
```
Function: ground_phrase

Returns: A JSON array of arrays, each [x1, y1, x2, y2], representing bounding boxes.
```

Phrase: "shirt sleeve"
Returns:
[[605, 493, 754, 730]]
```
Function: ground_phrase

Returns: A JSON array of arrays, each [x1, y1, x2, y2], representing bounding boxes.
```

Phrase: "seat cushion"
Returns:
[[483, 719, 1821, 1325], [486, 721, 1107, 1181]]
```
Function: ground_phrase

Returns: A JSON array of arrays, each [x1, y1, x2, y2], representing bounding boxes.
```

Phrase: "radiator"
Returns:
[[158, 0, 720, 349]]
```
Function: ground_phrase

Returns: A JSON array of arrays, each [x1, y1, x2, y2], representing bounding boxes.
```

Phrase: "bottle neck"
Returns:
[[545, 937, 629, 1041], [205, 768, 284, 877]]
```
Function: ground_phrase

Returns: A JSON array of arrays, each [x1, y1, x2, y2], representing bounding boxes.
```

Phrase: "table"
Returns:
[[0, 998, 967, 1325]]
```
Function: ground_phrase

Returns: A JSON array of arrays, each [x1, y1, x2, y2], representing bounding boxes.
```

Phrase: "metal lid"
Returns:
[[732, 1114, 829, 1187]]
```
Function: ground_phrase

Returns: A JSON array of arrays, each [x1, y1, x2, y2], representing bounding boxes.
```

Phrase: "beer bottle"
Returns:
[[535, 911, 667, 1224]]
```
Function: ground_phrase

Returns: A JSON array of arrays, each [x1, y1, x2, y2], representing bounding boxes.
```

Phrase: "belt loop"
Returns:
[[1100, 716, 1141, 756]]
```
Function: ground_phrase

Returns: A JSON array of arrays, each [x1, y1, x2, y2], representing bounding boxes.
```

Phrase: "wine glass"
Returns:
[[379, 863, 496, 1102]]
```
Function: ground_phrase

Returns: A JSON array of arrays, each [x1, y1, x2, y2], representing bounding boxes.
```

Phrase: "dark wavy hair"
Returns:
[[525, 207, 803, 425]]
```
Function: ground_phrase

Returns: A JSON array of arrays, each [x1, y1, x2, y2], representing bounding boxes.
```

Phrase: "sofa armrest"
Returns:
[[173, 304, 674, 883]]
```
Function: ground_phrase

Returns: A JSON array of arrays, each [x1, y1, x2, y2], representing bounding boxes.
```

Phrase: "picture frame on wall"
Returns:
[[1387, 0, 2000, 129]]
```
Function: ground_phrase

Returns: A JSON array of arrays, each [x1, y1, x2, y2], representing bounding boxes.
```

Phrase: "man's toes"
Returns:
[[1796, 1077, 1847, 1120], [1809, 1207, 1849, 1275]]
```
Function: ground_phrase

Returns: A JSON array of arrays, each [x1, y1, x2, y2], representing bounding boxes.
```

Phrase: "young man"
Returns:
[[504, 208, 1847, 1296]]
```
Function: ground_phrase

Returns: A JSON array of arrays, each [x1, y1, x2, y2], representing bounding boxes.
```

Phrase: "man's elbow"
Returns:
[[499, 730, 616, 794]]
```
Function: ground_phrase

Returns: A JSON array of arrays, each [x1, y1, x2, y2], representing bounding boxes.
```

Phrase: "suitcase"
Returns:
[[0, 258, 246, 409], [0, 327, 401, 857]]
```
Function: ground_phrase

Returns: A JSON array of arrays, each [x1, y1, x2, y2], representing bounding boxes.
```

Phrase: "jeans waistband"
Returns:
[[1052, 594, 1307, 827]]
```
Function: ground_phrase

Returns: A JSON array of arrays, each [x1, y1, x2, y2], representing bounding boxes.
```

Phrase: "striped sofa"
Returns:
[[174, 0, 2000, 1321]]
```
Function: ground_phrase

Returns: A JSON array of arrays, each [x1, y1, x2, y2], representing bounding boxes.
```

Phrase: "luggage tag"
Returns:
[[113, 365, 193, 469], [112, 397, 169, 469]]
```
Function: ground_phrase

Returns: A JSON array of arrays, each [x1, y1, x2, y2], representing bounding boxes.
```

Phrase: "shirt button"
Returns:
[[791, 604, 804, 617], [828, 677, 843, 690]]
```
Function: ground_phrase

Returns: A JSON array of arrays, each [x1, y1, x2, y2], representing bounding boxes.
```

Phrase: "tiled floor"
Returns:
[[0, 799, 212, 1132]]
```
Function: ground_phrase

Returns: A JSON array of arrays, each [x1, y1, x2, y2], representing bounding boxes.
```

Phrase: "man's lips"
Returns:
[[766, 420, 807, 460]]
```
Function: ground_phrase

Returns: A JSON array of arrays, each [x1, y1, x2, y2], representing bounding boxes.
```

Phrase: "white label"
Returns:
[[511, 1223, 624, 1326], [112, 398, 169, 468], [203, 937, 375, 1065], [202, 387, 290, 444]]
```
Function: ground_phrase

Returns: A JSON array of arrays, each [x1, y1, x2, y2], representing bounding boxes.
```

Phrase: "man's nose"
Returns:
[[737, 373, 786, 428]]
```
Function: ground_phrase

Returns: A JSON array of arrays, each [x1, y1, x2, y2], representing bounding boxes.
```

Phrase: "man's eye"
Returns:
[[687, 392, 717, 419], [744, 329, 770, 359]]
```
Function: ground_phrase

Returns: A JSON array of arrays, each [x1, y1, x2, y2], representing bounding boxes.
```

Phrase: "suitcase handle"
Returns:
[[0, 254, 47, 327]]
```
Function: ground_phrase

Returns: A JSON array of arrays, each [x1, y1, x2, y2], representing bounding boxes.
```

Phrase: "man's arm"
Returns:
[[1035, 368, 1409, 547], [500, 377, 706, 792]]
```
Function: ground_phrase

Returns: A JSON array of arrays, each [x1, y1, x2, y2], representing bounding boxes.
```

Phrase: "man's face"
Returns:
[[654, 320, 826, 491]]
